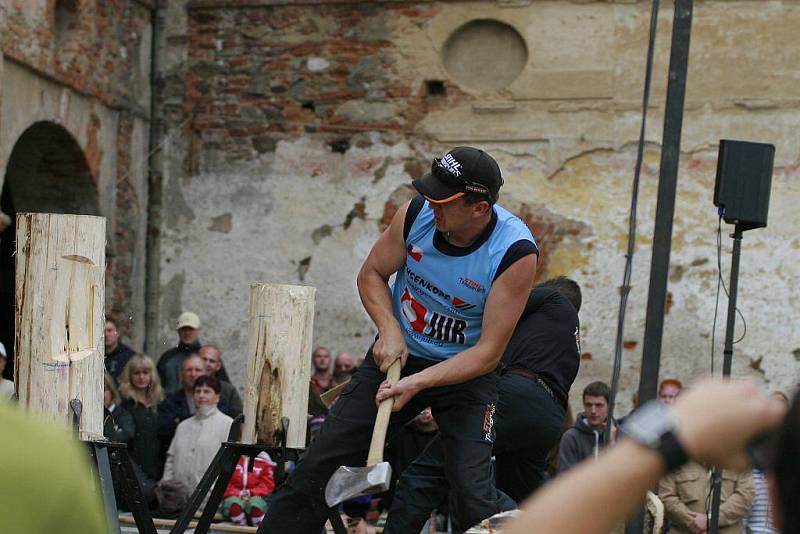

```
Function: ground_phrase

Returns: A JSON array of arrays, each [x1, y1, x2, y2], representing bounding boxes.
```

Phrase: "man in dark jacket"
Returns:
[[104, 316, 136, 383], [385, 277, 582, 531], [157, 312, 203, 396], [558, 381, 616, 472]]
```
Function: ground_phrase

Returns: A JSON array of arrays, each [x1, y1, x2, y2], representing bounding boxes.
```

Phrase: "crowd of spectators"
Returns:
[[0, 309, 792, 532], [97, 311, 251, 520]]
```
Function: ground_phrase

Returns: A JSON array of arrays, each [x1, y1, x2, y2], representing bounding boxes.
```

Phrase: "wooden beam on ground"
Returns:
[[119, 515, 256, 533], [241, 283, 315, 447], [15, 213, 106, 438]]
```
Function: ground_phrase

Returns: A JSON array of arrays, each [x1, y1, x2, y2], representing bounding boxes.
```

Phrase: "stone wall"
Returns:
[[0, 0, 153, 346], [150, 0, 800, 411]]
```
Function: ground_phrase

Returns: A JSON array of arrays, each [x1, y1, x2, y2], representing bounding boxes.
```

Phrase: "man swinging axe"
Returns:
[[259, 146, 538, 533], [384, 277, 582, 533]]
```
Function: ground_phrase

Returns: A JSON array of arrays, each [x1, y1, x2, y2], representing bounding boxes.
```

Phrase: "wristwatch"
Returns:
[[622, 400, 689, 472]]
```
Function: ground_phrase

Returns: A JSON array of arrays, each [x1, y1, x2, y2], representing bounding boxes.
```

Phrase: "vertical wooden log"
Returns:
[[241, 283, 315, 447], [15, 213, 106, 438]]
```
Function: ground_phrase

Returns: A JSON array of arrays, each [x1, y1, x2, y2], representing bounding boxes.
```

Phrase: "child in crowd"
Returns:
[[221, 452, 276, 527]]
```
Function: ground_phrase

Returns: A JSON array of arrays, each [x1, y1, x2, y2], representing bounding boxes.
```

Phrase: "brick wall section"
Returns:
[[183, 4, 464, 164], [109, 111, 137, 330], [2, 0, 153, 340], [2, 0, 152, 108]]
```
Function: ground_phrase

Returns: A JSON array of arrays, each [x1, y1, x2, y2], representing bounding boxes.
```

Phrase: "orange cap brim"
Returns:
[[423, 192, 464, 204]]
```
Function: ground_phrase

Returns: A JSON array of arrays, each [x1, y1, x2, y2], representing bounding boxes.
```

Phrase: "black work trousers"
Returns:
[[258, 350, 514, 534], [384, 372, 565, 533]]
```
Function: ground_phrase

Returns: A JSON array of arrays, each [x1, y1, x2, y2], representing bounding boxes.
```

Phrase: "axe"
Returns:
[[324, 359, 402, 507]]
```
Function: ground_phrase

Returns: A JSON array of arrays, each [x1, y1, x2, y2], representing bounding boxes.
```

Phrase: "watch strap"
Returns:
[[658, 429, 689, 472]]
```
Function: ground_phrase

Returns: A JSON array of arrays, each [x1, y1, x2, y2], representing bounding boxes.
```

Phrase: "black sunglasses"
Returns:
[[431, 158, 493, 198]]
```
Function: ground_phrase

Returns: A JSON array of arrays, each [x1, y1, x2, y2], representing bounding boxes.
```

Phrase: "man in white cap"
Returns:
[[157, 312, 203, 396], [0, 342, 14, 401]]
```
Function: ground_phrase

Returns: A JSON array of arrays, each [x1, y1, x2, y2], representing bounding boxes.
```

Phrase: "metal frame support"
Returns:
[[628, 1, 694, 533], [708, 224, 745, 534]]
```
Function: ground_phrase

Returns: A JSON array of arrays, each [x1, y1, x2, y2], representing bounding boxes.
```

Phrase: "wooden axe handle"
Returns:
[[366, 358, 402, 466]]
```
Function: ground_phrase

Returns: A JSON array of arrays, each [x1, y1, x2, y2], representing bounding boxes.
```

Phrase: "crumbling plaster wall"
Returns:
[[0, 0, 153, 346], [157, 0, 800, 409]]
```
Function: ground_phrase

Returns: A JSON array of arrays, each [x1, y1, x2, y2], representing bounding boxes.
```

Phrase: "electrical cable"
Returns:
[[607, 0, 661, 431], [710, 213, 748, 374]]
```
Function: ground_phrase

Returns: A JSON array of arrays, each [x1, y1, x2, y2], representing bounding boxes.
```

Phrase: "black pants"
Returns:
[[384, 372, 565, 533], [258, 350, 514, 534]]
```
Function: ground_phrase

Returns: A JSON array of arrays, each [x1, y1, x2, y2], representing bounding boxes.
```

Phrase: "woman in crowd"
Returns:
[[119, 354, 164, 483], [160, 375, 232, 502]]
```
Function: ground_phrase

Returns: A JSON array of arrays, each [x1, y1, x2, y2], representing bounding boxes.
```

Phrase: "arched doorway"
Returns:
[[0, 121, 100, 380]]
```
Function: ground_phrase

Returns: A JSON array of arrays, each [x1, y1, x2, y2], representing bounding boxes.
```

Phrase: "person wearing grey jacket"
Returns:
[[558, 381, 617, 472]]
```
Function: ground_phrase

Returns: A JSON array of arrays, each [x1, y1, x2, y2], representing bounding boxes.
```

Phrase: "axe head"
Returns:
[[324, 461, 392, 507]]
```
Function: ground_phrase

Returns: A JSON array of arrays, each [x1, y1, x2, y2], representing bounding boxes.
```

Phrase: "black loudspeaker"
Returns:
[[713, 139, 775, 230]]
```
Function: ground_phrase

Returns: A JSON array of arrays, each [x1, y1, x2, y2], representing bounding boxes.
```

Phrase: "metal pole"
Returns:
[[627, 2, 694, 533], [708, 224, 744, 534], [636, 0, 694, 407]]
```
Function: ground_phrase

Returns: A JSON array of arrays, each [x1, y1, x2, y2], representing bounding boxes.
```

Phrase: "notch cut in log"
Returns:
[[15, 213, 106, 438], [241, 283, 315, 447]]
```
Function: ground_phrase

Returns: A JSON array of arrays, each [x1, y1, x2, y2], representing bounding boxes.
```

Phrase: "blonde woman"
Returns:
[[119, 354, 164, 481]]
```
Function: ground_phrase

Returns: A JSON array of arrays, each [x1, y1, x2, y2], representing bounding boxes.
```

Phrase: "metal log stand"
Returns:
[[76, 403, 348, 534], [168, 415, 347, 534], [72, 399, 158, 534]]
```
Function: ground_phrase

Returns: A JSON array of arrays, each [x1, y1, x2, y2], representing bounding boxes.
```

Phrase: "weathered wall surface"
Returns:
[[0, 0, 153, 346], [156, 0, 800, 409]]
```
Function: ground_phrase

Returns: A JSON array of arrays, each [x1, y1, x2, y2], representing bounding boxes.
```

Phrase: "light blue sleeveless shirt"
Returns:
[[391, 199, 536, 361]]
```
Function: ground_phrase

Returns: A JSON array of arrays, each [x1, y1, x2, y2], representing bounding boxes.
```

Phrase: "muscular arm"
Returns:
[[356, 200, 411, 371]]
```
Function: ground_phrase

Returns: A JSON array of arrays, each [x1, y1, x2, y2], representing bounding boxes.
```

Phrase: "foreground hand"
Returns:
[[672, 378, 787, 470], [375, 375, 422, 411], [373, 326, 408, 372]]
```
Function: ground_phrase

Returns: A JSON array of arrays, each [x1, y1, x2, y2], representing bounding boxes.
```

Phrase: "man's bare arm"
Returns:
[[504, 379, 787, 534], [375, 253, 536, 409], [356, 200, 411, 371]]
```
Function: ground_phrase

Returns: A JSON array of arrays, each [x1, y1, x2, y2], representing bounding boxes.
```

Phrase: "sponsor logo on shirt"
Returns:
[[400, 288, 466, 344], [405, 266, 451, 301], [451, 297, 475, 311], [458, 276, 486, 294], [407, 243, 423, 262]]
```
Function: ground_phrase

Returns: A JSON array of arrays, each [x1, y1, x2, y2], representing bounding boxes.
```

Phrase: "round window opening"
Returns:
[[442, 19, 528, 92]]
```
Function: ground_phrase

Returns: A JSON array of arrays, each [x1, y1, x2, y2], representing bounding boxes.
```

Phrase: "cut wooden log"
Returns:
[[15, 213, 106, 438], [241, 283, 315, 448]]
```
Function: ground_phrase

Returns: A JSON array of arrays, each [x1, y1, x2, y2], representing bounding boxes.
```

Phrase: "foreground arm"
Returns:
[[504, 379, 787, 534], [376, 253, 536, 409], [356, 201, 411, 372]]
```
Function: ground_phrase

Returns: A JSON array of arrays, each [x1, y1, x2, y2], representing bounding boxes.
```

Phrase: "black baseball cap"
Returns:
[[412, 147, 503, 204]]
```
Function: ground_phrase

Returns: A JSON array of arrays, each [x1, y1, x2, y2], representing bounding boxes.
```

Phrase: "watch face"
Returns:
[[623, 401, 676, 448]]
